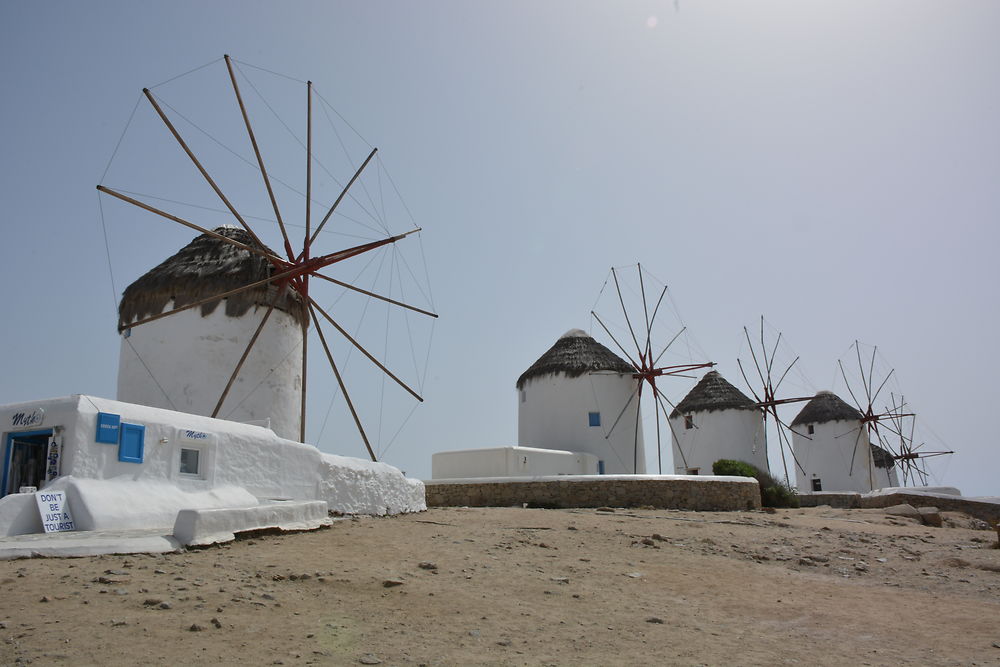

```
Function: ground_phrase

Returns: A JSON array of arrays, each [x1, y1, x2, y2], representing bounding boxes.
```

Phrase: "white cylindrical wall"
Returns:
[[669, 409, 767, 475], [792, 420, 883, 493], [117, 302, 303, 441], [518, 372, 644, 474]]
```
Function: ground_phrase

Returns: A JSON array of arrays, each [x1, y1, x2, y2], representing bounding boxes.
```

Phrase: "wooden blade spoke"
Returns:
[[870, 367, 895, 407], [654, 388, 662, 474], [736, 358, 764, 404], [142, 88, 269, 253], [309, 297, 423, 402], [312, 272, 438, 318], [772, 356, 799, 395], [652, 326, 686, 368], [632, 391, 642, 473], [838, 359, 865, 413], [637, 264, 653, 362], [744, 326, 769, 394], [309, 304, 376, 461], [300, 316, 308, 443], [646, 285, 669, 362], [305, 80, 312, 253], [224, 54, 295, 260], [211, 296, 280, 418], [604, 383, 640, 440], [591, 311, 640, 369], [96, 186, 284, 264], [612, 267, 644, 361], [776, 420, 806, 477], [855, 341, 873, 408], [766, 329, 782, 378], [308, 147, 379, 250]]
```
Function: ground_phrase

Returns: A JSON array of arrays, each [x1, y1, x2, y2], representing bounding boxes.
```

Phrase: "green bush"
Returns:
[[712, 459, 756, 477], [712, 458, 800, 508]]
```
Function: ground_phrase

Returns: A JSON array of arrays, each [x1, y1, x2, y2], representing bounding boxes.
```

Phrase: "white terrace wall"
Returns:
[[519, 372, 645, 474], [118, 304, 303, 442], [432, 446, 598, 479], [792, 419, 897, 493], [669, 409, 766, 475]]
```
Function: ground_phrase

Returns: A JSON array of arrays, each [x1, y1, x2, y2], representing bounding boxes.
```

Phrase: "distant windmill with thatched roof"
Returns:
[[789, 390, 900, 492], [517, 329, 643, 474], [668, 370, 767, 475]]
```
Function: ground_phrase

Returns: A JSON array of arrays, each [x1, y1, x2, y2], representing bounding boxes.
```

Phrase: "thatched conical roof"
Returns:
[[516, 329, 634, 389], [790, 391, 863, 426], [118, 227, 307, 332], [669, 370, 757, 418], [870, 442, 896, 470]]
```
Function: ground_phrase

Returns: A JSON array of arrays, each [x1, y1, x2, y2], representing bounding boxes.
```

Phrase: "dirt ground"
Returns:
[[1, 505, 999, 666]]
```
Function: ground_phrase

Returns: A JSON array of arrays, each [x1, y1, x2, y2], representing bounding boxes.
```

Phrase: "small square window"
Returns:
[[588, 412, 601, 427], [811, 478, 822, 492], [686, 467, 700, 475], [807, 424, 815, 435], [179, 448, 201, 476], [684, 415, 694, 430]]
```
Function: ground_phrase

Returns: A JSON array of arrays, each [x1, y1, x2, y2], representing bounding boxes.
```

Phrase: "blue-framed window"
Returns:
[[118, 423, 145, 464], [588, 412, 601, 427]]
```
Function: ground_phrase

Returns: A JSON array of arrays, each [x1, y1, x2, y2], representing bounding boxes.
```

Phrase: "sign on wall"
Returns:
[[95, 412, 121, 444], [10, 408, 44, 429], [35, 490, 75, 533]]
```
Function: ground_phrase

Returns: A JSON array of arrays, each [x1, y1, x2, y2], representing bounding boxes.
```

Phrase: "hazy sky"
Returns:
[[1, 1, 997, 495]]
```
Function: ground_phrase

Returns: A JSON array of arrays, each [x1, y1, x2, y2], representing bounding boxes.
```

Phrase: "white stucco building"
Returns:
[[517, 329, 644, 474], [669, 371, 767, 475], [791, 391, 899, 493], [0, 395, 425, 539], [117, 227, 305, 441]]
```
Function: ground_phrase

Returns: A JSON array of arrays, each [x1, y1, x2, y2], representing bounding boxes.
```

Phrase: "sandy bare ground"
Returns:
[[1, 506, 999, 666]]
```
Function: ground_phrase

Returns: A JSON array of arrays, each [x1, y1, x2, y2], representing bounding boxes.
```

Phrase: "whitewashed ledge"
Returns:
[[173, 500, 332, 547], [423, 474, 761, 511], [0, 500, 333, 559]]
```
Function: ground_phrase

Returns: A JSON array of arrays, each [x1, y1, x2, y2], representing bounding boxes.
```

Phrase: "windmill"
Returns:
[[836, 341, 953, 488], [97, 55, 437, 462], [736, 316, 815, 486], [589, 264, 714, 474]]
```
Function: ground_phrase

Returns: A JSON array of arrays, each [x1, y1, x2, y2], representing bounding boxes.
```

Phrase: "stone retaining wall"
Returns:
[[797, 491, 1000, 526], [424, 476, 760, 511]]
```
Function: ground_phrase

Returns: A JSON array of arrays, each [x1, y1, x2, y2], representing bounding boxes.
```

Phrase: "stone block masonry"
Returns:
[[424, 475, 761, 511]]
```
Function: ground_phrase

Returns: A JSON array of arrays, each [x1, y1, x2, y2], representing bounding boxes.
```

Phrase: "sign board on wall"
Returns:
[[95, 412, 121, 444], [10, 408, 44, 429], [35, 490, 75, 533]]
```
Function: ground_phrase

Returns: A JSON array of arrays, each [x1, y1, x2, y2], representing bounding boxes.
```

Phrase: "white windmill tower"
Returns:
[[668, 370, 767, 475], [517, 329, 644, 474], [117, 226, 307, 440]]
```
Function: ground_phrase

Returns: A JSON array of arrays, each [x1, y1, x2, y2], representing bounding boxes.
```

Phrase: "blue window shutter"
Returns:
[[588, 412, 601, 427], [118, 423, 145, 464]]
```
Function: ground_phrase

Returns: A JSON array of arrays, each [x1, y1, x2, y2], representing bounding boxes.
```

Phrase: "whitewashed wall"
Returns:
[[117, 303, 303, 441], [792, 420, 898, 492], [0, 395, 424, 536], [518, 372, 645, 474], [431, 445, 598, 479], [669, 408, 767, 475]]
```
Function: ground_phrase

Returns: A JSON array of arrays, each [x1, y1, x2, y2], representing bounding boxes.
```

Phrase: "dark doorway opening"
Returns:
[[2, 430, 52, 497]]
